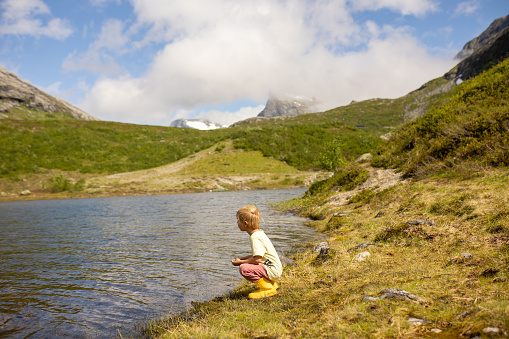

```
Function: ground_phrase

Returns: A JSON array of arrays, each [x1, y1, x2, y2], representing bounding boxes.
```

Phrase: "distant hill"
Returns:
[[0, 66, 98, 121]]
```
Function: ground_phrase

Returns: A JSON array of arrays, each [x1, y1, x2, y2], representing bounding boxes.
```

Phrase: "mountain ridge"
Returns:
[[0, 66, 98, 121]]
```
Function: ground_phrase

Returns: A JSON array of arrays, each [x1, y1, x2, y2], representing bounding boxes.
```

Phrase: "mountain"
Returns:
[[170, 118, 228, 130], [257, 95, 317, 118], [450, 14, 509, 82], [455, 14, 509, 60], [0, 66, 98, 121], [403, 14, 509, 121]]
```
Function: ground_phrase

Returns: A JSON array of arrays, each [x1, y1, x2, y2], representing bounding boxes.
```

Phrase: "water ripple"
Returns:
[[0, 189, 323, 338]]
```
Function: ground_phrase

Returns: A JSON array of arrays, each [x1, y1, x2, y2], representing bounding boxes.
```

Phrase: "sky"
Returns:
[[0, 0, 508, 127]]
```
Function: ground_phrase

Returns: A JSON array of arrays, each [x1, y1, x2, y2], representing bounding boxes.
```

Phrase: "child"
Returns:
[[231, 205, 283, 299]]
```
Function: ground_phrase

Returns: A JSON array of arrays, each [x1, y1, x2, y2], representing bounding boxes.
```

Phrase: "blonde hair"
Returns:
[[237, 205, 262, 229]]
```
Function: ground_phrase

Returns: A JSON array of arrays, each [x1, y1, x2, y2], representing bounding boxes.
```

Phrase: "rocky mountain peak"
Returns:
[[0, 66, 98, 121], [257, 95, 316, 118], [455, 14, 509, 60]]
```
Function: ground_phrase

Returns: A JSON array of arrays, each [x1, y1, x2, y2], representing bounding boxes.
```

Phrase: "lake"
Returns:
[[0, 189, 323, 338]]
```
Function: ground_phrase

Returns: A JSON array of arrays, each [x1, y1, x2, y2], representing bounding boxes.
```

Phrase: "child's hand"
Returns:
[[231, 258, 242, 266]]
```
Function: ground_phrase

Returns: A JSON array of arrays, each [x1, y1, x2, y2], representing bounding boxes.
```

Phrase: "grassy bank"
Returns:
[[139, 168, 509, 338]]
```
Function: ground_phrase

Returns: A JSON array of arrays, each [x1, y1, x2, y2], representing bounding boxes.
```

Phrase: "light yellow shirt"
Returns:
[[250, 230, 283, 280]]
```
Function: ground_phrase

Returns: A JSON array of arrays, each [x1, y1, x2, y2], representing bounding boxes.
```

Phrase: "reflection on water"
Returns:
[[0, 189, 322, 338]]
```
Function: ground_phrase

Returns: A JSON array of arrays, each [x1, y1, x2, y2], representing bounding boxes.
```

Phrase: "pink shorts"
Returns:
[[239, 263, 270, 283]]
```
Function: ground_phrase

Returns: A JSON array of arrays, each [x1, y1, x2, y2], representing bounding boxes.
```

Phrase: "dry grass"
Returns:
[[140, 168, 509, 338]]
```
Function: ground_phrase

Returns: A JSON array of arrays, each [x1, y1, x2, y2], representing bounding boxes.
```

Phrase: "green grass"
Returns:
[[177, 149, 300, 175], [0, 120, 229, 177], [0, 115, 382, 178], [139, 170, 509, 339], [373, 57, 509, 178]]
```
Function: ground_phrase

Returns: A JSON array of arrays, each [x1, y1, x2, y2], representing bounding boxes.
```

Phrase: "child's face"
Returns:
[[237, 218, 248, 232]]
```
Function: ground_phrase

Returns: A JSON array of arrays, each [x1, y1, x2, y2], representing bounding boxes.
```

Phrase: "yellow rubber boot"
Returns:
[[248, 277, 277, 299]]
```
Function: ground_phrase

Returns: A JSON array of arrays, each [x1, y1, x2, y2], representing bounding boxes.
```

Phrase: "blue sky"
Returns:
[[1, 0, 508, 126]]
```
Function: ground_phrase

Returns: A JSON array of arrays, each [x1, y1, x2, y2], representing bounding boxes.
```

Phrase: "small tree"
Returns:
[[317, 139, 348, 171]]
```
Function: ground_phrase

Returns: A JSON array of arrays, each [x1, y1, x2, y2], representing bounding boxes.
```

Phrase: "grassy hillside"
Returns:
[[0, 120, 229, 177], [0, 114, 381, 180], [373, 57, 509, 179]]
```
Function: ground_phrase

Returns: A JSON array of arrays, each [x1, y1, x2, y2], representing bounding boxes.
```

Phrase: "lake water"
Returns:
[[0, 189, 323, 338]]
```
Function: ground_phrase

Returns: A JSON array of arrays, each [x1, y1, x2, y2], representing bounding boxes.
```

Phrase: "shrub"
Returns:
[[305, 166, 369, 197], [46, 175, 85, 193]]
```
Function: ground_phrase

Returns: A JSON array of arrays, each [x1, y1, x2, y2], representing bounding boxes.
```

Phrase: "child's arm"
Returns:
[[231, 255, 263, 266]]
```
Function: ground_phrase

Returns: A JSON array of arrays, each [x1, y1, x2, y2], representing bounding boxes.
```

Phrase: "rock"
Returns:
[[0, 66, 98, 120], [353, 251, 370, 262], [355, 153, 373, 163], [313, 242, 329, 254], [257, 95, 317, 118], [455, 15, 509, 60], [347, 243, 376, 253], [19, 190, 31, 196], [333, 212, 351, 217], [482, 326, 500, 334], [279, 255, 297, 267], [363, 288, 426, 302], [407, 317, 429, 326], [455, 310, 479, 320], [406, 220, 436, 226]]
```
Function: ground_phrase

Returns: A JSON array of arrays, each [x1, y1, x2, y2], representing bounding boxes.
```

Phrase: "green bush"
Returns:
[[305, 166, 369, 197], [46, 175, 85, 193], [316, 139, 348, 171]]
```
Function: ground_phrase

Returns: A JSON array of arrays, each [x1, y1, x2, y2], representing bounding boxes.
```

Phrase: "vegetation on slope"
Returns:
[[373, 57, 509, 178], [0, 120, 229, 177], [0, 115, 381, 180]]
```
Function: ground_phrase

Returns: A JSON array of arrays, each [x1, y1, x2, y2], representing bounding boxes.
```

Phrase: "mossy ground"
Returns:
[[139, 168, 509, 338]]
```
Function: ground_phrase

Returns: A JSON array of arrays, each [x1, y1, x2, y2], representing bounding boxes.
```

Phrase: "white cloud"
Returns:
[[196, 105, 266, 126], [454, 1, 480, 16], [81, 0, 456, 126], [0, 0, 72, 39]]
